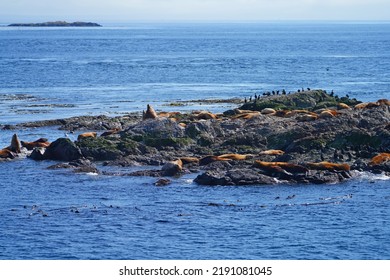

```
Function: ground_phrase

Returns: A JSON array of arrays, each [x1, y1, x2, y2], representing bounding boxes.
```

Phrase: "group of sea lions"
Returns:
[[2, 99, 390, 185], [0, 134, 50, 159]]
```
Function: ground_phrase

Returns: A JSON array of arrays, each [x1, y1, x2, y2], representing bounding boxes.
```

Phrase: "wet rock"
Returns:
[[47, 158, 99, 174], [43, 138, 83, 161], [154, 178, 172, 186], [194, 169, 276, 186]]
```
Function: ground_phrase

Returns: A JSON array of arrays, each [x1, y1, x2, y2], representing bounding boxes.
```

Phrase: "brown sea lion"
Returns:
[[259, 149, 285, 156], [319, 110, 335, 119], [231, 112, 261, 119], [162, 159, 183, 176], [254, 160, 309, 174], [21, 138, 51, 150], [8, 134, 21, 153], [77, 132, 97, 141], [261, 108, 276, 115], [0, 148, 15, 159], [199, 155, 231, 165], [296, 113, 318, 122], [377, 99, 390, 106], [354, 102, 379, 110], [180, 157, 200, 164], [274, 110, 292, 117], [337, 102, 351, 110], [306, 161, 350, 172], [217, 153, 253, 160], [369, 153, 390, 166], [142, 104, 158, 120], [195, 112, 218, 120], [100, 128, 120, 137]]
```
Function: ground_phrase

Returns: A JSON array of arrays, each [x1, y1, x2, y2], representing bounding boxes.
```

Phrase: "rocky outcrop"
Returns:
[[8, 21, 101, 27], [40, 138, 83, 161], [7, 90, 390, 185]]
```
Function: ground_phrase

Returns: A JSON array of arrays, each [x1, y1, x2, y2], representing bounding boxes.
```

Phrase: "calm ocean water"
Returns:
[[1, 22, 390, 259]]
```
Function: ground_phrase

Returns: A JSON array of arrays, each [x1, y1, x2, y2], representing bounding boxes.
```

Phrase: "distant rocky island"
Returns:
[[8, 21, 101, 27]]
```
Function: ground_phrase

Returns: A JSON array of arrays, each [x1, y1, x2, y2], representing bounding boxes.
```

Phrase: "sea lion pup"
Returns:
[[100, 128, 121, 137], [261, 108, 276, 115], [179, 157, 200, 164], [217, 153, 254, 160], [259, 149, 285, 156], [254, 160, 308, 174], [21, 138, 50, 150], [377, 99, 390, 106], [369, 153, 390, 166], [77, 132, 97, 141], [306, 161, 350, 172], [142, 104, 158, 120], [162, 158, 183, 176], [199, 155, 231, 166]]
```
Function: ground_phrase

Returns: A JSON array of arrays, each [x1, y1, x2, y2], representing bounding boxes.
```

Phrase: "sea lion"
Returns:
[[195, 112, 218, 120], [21, 138, 51, 150], [77, 132, 97, 141], [231, 112, 261, 120], [0, 148, 15, 159], [254, 160, 309, 174], [8, 134, 21, 153], [142, 104, 158, 120], [274, 110, 293, 117], [199, 155, 231, 165], [354, 102, 379, 110], [259, 149, 285, 156], [377, 99, 390, 106], [306, 161, 350, 172], [217, 153, 253, 160], [319, 110, 335, 119], [100, 128, 120, 137], [296, 113, 318, 122], [261, 108, 276, 115], [369, 153, 390, 166], [337, 102, 351, 110], [180, 157, 200, 164], [161, 159, 183, 176]]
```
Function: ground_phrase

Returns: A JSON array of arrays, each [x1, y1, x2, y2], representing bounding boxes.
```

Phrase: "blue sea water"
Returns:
[[0, 22, 390, 260]]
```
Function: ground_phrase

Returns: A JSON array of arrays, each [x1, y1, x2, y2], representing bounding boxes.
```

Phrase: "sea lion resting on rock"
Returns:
[[306, 161, 350, 172], [259, 149, 285, 156], [162, 159, 183, 176], [77, 132, 97, 141], [179, 157, 200, 164], [254, 160, 309, 174], [143, 104, 158, 120], [0, 148, 15, 159], [199, 155, 231, 165], [231, 112, 260, 120], [217, 153, 254, 160], [0, 134, 21, 159], [100, 128, 121, 137], [369, 153, 390, 166], [21, 138, 50, 150]]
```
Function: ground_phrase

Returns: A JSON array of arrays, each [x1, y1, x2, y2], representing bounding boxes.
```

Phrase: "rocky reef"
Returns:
[[2, 89, 390, 186]]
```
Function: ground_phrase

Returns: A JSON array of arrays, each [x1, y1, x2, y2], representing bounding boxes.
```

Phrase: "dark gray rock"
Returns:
[[43, 138, 83, 161]]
